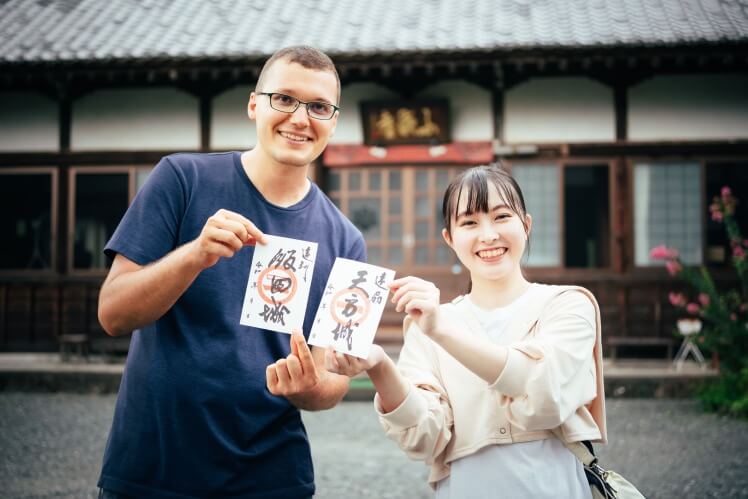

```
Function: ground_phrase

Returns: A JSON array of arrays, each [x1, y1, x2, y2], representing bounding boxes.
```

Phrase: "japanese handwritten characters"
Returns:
[[309, 258, 395, 359], [240, 235, 318, 334]]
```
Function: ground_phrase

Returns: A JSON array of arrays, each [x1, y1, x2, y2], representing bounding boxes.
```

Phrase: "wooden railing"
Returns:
[[0, 271, 735, 355], [0, 276, 105, 352]]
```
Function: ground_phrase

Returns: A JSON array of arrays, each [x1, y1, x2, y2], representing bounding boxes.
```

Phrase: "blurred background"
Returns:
[[0, 0, 746, 358]]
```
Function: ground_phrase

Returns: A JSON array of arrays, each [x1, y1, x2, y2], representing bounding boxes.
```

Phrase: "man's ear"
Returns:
[[441, 228, 453, 248], [247, 92, 258, 121]]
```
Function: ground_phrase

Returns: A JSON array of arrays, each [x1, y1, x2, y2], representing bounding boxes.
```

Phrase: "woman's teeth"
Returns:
[[477, 248, 507, 258]]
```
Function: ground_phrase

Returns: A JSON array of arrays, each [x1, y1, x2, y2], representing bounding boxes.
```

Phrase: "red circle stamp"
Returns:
[[330, 287, 370, 326], [257, 266, 298, 305]]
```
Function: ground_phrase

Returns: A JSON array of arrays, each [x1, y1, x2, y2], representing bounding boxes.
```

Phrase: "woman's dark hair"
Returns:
[[442, 163, 529, 237]]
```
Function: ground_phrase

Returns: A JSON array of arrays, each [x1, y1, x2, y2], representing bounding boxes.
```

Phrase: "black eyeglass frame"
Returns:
[[258, 92, 340, 120]]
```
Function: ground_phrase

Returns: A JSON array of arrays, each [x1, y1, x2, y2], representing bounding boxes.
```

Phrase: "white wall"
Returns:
[[331, 81, 492, 144], [505, 77, 615, 143], [72, 88, 200, 150], [211, 85, 256, 149], [629, 74, 748, 141], [416, 80, 493, 141], [0, 92, 58, 152], [331, 83, 399, 144]]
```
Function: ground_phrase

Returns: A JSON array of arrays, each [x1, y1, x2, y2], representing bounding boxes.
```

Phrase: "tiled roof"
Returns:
[[1, 0, 747, 64]]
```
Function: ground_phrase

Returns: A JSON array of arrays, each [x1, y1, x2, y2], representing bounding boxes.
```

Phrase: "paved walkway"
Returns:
[[1, 394, 746, 498]]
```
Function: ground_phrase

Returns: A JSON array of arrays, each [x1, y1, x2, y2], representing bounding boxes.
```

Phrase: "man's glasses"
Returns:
[[259, 92, 339, 120]]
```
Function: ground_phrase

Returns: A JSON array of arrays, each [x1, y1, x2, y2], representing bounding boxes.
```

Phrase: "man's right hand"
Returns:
[[189, 209, 266, 269], [99, 209, 264, 336]]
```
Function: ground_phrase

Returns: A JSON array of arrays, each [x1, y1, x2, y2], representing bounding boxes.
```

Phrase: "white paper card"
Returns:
[[308, 258, 395, 359], [240, 235, 318, 334]]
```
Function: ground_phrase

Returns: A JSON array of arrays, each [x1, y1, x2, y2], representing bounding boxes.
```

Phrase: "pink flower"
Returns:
[[743, 239, 748, 248], [666, 260, 682, 276], [698, 293, 710, 307], [740, 303, 747, 313], [650, 245, 679, 260], [669, 292, 686, 307], [730, 313, 737, 322], [712, 210, 724, 222], [734, 246, 746, 259], [686, 303, 700, 315], [721, 186, 732, 198]]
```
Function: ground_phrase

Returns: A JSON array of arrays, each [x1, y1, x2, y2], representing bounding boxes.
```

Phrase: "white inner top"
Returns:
[[435, 284, 592, 499]]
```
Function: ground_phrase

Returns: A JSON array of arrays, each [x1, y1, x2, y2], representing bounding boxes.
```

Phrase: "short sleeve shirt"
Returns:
[[98, 152, 366, 499]]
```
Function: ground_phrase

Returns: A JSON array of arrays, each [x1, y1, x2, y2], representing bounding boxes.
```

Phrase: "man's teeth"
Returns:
[[280, 132, 308, 142], [478, 248, 507, 258]]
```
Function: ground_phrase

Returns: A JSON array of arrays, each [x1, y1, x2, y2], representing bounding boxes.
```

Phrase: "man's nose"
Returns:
[[289, 105, 310, 126]]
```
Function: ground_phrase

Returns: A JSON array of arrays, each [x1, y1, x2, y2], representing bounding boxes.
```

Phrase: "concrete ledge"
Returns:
[[0, 354, 718, 398]]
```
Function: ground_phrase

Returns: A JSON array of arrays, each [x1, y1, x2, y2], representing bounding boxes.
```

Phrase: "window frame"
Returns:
[[506, 157, 616, 273], [325, 165, 464, 270], [67, 165, 152, 275], [0, 167, 58, 276], [628, 155, 748, 273]]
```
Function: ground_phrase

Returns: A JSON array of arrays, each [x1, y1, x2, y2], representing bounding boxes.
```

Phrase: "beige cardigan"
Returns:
[[375, 285, 607, 488]]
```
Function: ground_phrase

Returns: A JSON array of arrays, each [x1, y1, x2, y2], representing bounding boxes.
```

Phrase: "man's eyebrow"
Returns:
[[274, 89, 333, 104]]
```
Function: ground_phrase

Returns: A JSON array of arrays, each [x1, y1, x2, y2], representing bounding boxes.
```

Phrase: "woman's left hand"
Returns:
[[324, 344, 387, 377]]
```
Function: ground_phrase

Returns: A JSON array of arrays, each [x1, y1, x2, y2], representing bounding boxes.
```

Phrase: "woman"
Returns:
[[325, 164, 607, 498]]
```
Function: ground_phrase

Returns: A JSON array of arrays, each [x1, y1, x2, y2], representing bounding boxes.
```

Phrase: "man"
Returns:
[[97, 46, 366, 498]]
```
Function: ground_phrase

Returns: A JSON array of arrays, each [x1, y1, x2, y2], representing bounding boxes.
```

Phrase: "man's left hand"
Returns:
[[266, 332, 320, 398]]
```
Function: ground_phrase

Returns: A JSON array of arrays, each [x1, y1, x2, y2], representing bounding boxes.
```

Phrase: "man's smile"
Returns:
[[279, 131, 311, 143]]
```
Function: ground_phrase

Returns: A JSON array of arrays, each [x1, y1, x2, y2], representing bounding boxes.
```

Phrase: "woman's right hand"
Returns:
[[389, 276, 443, 338], [324, 344, 387, 377]]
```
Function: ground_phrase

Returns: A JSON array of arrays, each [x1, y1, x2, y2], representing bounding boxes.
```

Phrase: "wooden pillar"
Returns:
[[492, 64, 505, 155], [200, 93, 212, 151]]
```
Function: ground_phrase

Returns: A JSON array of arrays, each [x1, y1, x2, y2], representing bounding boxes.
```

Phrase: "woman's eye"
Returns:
[[495, 213, 511, 221]]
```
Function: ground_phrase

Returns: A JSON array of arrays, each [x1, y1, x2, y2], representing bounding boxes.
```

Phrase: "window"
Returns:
[[705, 162, 748, 265], [512, 162, 611, 268], [634, 162, 702, 266], [69, 166, 153, 271], [512, 164, 560, 266], [326, 167, 461, 267], [564, 165, 610, 268], [413, 168, 455, 265], [328, 169, 392, 265], [0, 169, 56, 270]]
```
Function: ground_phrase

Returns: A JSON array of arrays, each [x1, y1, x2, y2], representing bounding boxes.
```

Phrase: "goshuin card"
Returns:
[[308, 258, 396, 359], [240, 235, 318, 334]]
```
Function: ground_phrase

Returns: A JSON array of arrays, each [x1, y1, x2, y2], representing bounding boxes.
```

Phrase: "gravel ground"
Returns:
[[1, 394, 746, 499]]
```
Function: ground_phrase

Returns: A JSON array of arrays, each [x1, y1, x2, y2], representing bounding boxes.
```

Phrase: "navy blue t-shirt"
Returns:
[[98, 152, 366, 499]]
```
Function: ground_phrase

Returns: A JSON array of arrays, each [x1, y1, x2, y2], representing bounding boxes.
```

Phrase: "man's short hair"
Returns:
[[255, 46, 341, 104]]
